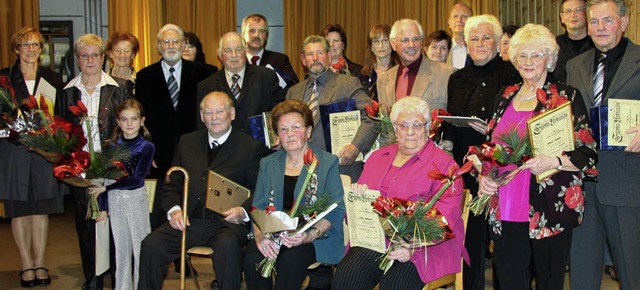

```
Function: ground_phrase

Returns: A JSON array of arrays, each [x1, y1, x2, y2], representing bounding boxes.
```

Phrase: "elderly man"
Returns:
[[242, 13, 299, 90], [138, 91, 271, 290], [377, 19, 454, 111], [447, 3, 473, 69], [553, 0, 594, 82], [567, 1, 640, 289], [198, 32, 284, 134], [136, 24, 215, 229]]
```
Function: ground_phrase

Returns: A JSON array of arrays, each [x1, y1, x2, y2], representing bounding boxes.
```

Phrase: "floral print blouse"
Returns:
[[485, 79, 598, 239]]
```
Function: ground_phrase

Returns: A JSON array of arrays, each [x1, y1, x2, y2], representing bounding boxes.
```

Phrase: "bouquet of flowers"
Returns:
[[251, 148, 337, 278], [372, 160, 472, 272], [466, 127, 532, 219], [365, 100, 395, 146], [331, 56, 350, 75]]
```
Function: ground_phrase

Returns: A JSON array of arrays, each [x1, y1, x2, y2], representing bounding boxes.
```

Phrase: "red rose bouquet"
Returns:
[[365, 100, 395, 146], [331, 56, 350, 75]]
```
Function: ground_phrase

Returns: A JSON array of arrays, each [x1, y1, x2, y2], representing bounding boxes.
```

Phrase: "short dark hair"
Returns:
[[270, 100, 314, 135], [184, 31, 207, 63], [502, 25, 520, 38], [425, 30, 451, 49], [320, 23, 348, 51]]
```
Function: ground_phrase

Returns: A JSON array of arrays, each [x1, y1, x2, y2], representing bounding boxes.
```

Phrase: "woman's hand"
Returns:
[[256, 234, 279, 260], [280, 232, 313, 248], [387, 246, 411, 263], [478, 174, 499, 197], [88, 186, 106, 196], [625, 126, 640, 153], [350, 183, 369, 196], [96, 211, 108, 224], [523, 155, 558, 175], [468, 121, 488, 135]]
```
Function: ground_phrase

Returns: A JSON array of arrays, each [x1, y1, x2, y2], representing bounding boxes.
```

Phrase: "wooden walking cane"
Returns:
[[165, 166, 190, 290]]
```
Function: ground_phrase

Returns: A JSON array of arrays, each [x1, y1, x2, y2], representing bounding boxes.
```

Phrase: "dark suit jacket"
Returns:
[[252, 49, 299, 90], [161, 129, 271, 239], [197, 65, 285, 132], [567, 39, 640, 207], [56, 75, 134, 143], [136, 59, 215, 178], [286, 71, 377, 154]]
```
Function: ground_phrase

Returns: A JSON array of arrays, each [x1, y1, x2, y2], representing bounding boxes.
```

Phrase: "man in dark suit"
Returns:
[[197, 32, 284, 133], [136, 24, 215, 229], [241, 13, 299, 90], [138, 91, 271, 290], [553, 0, 594, 82], [567, 1, 640, 289]]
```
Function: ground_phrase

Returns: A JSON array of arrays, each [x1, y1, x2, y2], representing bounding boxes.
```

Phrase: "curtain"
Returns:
[[0, 0, 39, 68]]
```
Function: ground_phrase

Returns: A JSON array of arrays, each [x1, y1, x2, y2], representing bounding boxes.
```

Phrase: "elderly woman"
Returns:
[[423, 30, 451, 62], [500, 25, 520, 61], [478, 24, 597, 290], [359, 24, 397, 101], [333, 96, 466, 289], [106, 31, 139, 83], [243, 100, 345, 290], [0, 27, 67, 288], [441, 14, 522, 290], [321, 23, 363, 78], [55, 33, 133, 290]]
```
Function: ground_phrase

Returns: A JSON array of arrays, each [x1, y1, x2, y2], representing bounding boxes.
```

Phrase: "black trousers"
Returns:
[[243, 238, 316, 290], [138, 218, 245, 290], [332, 247, 424, 290], [72, 187, 116, 290], [463, 211, 490, 290]]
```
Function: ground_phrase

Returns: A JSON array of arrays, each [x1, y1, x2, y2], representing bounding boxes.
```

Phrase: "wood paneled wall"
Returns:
[[499, 0, 638, 43]]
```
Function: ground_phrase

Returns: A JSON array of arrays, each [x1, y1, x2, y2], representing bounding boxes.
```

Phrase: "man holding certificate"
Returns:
[[566, 1, 640, 289]]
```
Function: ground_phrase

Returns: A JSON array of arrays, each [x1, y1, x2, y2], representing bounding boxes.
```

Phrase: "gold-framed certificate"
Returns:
[[527, 102, 575, 182], [607, 99, 640, 147], [329, 110, 363, 161], [343, 187, 386, 253], [144, 179, 158, 213]]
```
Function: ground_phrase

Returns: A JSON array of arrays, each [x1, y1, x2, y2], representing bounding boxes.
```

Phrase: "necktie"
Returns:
[[308, 81, 319, 124], [230, 74, 241, 99], [251, 55, 260, 65], [208, 140, 221, 164], [211, 140, 220, 150], [167, 67, 179, 109], [593, 53, 606, 107], [395, 67, 410, 101]]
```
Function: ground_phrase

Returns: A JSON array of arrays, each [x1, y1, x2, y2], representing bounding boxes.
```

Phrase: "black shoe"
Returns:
[[210, 279, 218, 289], [605, 265, 619, 281], [34, 267, 51, 286], [19, 268, 36, 288]]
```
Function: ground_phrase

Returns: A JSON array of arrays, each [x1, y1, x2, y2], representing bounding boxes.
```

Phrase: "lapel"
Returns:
[[237, 65, 255, 106], [381, 65, 398, 106], [191, 131, 211, 174], [151, 61, 172, 98], [259, 51, 272, 66], [577, 49, 596, 107], [265, 147, 314, 210], [607, 44, 640, 99], [319, 72, 338, 104], [410, 59, 433, 97], [210, 130, 234, 169], [368, 148, 395, 189]]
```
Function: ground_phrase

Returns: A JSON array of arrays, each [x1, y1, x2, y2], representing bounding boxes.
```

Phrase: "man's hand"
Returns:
[[223, 206, 246, 225], [88, 186, 106, 196], [624, 126, 640, 153], [338, 144, 360, 165], [169, 209, 190, 231]]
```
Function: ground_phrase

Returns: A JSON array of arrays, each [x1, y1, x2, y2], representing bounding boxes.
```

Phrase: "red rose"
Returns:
[[564, 184, 584, 210], [365, 100, 379, 118], [575, 128, 596, 145]]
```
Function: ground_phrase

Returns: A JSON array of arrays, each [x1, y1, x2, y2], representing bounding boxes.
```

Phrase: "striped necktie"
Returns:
[[230, 74, 241, 99], [593, 53, 606, 107], [308, 81, 319, 124], [167, 67, 179, 109]]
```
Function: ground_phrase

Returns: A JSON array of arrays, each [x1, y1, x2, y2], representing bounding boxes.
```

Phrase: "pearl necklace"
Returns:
[[519, 93, 536, 101]]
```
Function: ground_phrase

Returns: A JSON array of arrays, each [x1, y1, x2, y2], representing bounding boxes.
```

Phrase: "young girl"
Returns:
[[88, 99, 155, 290]]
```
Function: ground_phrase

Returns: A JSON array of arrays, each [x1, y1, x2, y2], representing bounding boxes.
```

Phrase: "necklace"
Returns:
[[519, 93, 536, 101], [286, 161, 302, 168]]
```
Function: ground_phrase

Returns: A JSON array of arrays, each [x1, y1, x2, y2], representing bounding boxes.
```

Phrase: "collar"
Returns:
[[208, 127, 232, 147], [597, 37, 628, 61], [162, 59, 183, 71], [64, 71, 119, 90], [451, 38, 466, 49], [247, 49, 265, 61], [399, 54, 423, 73], [308, 69, 330, 87], [224, 67, 246, 80]]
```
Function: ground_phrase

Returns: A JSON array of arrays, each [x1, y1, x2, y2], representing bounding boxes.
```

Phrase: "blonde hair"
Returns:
[[508, 23, 559, 71], [390, 96, 431, 123], [74, 34, 105, 55], [464, 14, 503, 46]]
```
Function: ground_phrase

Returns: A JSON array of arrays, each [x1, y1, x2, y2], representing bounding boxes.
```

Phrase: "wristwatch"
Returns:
[[556, 156, 563, 170], [310, 226, 325, 239]]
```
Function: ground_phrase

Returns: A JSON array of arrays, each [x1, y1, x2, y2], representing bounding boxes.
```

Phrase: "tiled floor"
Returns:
[[0, 196, 620, 289]]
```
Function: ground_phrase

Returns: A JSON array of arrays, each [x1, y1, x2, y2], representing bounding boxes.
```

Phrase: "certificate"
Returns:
[[439, 116, 487, 127], [206, 170, 250, 214], [319, 99, 358, 151], [606, 99, 640, 147], [329, 111, 363, 161], [527, 102, 575, 182], [95, 218, 110, 275], [343, 187, 386, 253], [248, 112, 278, 148], [144, 179, 157, 213]]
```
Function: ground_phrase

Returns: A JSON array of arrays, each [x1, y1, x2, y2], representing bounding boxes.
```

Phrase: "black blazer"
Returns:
[[253, 49, 299, 90], [136, 59, 215, 178], [56, 76, 134, 143], [0, 61, 63, 107], [161, 129, 271, 238], [197, 64, 284, 132]]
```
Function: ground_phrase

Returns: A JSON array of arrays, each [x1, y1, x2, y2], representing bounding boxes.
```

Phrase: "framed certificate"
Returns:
[[319, 99, 358, 152], [527, 102, 575, 182], [206, 171, 250, 214], [144, 179, 157, 213], [248, 112, 278, 148], [343, 187, 386, 253], [329, 110, 363, 161], [606, 99, 640, 147]]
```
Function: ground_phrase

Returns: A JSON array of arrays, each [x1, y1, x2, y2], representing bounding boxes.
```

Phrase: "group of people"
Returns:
[[0, 0, 639, 290]]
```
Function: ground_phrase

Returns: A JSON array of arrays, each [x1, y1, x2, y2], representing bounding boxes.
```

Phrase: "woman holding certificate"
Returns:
[[243, 100, 345, 290], [333, 96, 466, 289], [477, 24, 598, 290]]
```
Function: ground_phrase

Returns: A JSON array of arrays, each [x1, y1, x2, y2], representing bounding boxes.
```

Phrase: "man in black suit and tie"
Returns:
[[242, 13, 299, 90], [567, 1, 640, 289], [136, 24, 215, 229], [138, 91, 271, 290], [197, 32, 284, 133]]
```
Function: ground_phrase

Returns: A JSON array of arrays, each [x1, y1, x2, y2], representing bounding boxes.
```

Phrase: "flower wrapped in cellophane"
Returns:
[[365, 100, 395, 147], [372, 160, 472, 272]]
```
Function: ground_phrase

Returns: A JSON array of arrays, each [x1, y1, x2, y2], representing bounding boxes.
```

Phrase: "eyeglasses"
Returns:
[[78, 53, 103, 60], [560, 7, 586, 14], [277, 124, 306, 134], [160, 39, 182, 46], [394, 122, 428, 132], [372, 39, 390, 46], [516, 52, 545, 63], [19, 43, 41, 49], [396, 36, 422, 46]]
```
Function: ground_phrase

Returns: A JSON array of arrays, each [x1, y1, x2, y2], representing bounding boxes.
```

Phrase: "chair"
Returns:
[[185, 246, 215, 290], [424, 189, 472, 290]]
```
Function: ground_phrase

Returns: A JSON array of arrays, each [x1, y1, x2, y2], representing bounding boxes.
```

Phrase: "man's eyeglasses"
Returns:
[[160, 39, 182, 46], [396, 36, 422, 46]]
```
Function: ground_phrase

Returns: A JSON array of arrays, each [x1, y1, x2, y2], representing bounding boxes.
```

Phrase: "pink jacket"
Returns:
[[358, 141, 467, 283]]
